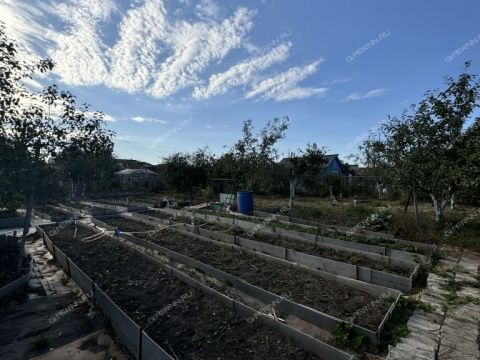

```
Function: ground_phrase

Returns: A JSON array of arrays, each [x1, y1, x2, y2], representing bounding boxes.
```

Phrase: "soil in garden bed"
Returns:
[[192, 210, 431, 256], [41, 223, 318, 360], [35, 205, 69, 219], [144, 210, 174, 220], [127, 212, 411, 276], [0, 236, 30, 288], [199, 223, 411, 277], [100, 217, 390, 331]]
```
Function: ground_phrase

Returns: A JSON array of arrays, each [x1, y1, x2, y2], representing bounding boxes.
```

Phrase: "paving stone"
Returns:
[[438, 340, 480, 360], [388, 336, 436, 360], [388, 247, 480, 360]]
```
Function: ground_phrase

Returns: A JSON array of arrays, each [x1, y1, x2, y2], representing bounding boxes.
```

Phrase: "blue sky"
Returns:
[[1, 0, 480, 164]]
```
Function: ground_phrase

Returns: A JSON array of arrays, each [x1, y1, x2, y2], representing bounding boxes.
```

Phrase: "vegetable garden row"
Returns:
[[45, 198, 438, 358]]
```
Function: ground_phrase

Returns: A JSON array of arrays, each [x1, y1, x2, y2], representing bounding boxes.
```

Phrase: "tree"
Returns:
[[229, 117, 290, 192], [286, 143, 326, 207], [0, 23, 114, 271], [370, 63, 480, 223], [161, 148, 214, 194]]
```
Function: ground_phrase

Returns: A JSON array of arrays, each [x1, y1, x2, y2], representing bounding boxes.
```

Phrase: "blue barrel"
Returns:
[[237, 191, 254, 215]]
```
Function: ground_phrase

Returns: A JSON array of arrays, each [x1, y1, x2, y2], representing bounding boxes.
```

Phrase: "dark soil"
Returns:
[[35, 205, 68, 220], [144, 210, 173, 220], [130, 212, 410, 276], [40, 223, 319, 360], [200, 223, 411, 276], [0, 236, 30, 288], [100, 218, 390, 331]]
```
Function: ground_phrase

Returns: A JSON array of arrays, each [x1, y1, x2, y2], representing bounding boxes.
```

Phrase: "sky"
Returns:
[[1, 0, 480, 164]]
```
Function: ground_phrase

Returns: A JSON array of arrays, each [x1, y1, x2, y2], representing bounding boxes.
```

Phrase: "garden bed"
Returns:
[[169, 209, 435, 264], [40, 223, 322, 360], [0, 236, 30, 288], [199, 222, 411, 277], [0, 235, 32, 303], [34, 205, 70, 221], [100, 217, 392, 332]]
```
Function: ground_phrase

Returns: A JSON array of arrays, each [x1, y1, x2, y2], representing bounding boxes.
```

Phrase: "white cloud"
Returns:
[[21, 77, 44, 91], [246, 59, 327, 102], [193, 42, 290, 99], [107, 0, 168, 92], [50, 0, 115, 86], [102, 113, 116, 122], [195, 0, 220, 20], [131, 116, 167, 124], [147, 7, 255, 98], [1, 1, 327, 102], [344, 88, 386, 102]]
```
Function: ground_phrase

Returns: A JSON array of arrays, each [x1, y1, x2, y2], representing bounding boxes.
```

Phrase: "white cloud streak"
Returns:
[[107, 0, 168, 92], [147, 7, 255, 98], [0, 1, 325, 102], [246, 59, 327, 101], [131, 116, 167, 124], [344, 88, 386, 102], [193, 42, 291, 99], [51, 0, 115, 86]]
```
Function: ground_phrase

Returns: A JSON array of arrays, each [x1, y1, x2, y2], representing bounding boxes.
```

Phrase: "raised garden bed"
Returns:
[[140, 210, 420, 293], [34, 205, 71, 221], [0, 210, 25, 229], [99, 217, 393, 333], [39, 223, 329, 360], [165, 208, 435, 264], [0, 235, 32, 303], [199, 222, 411, 276]]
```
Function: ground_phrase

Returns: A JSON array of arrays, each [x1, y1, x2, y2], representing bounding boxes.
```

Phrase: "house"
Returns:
[[279, 154, 348, 176], [113, 168, 158, 189]]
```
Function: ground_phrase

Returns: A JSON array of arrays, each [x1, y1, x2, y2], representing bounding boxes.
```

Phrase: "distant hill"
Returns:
[[115, 158, 153, 170]]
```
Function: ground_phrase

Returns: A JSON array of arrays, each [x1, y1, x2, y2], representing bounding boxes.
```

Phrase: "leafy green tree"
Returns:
[[285, 143, 326, 205], [228, 117, 290, 192], [161, 148, 214, 193], [371, 63, 480, 223], [0, 23, 114, 271]]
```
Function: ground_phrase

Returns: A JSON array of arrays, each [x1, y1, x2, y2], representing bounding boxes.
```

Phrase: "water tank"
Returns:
[[237, 191, 254, 215]]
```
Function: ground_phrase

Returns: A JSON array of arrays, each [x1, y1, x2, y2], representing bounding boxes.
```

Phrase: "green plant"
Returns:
[[333, 321, 369, 352], [363, 211, 393, 231], [31, 335, 50, 349], [379, 297, 432, 350]]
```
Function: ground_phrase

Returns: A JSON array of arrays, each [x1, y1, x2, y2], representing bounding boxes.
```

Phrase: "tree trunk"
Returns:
[[450, 193, 455, 210], [430, 194, 446, 223], [17, 147, 40, 274], [289, 176, 297, 209], [413, 187, 419, 226], [404, 188, 413, 214]]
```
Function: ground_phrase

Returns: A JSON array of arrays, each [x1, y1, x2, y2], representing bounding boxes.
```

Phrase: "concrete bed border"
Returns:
[[254, 210, 436, 254], [0, 215, 25, 230], [38, 223, 354, 360], [36, 224, 174, 360], [156, 207, 431, 265], [0, 241, 34, 304], [91, 215, 400, 346], [135, 210, 420, 293], [254, 210, 396, 238], [185, 223, 418, 293]]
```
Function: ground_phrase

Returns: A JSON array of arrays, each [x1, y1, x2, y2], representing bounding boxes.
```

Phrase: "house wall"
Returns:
[[326, 158, 343, 175]]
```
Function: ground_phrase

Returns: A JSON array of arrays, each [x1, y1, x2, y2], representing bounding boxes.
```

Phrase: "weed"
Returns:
[[333, 321, 369, 352], [379, 297, 432, 351], [31, 335, 50, 349]]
